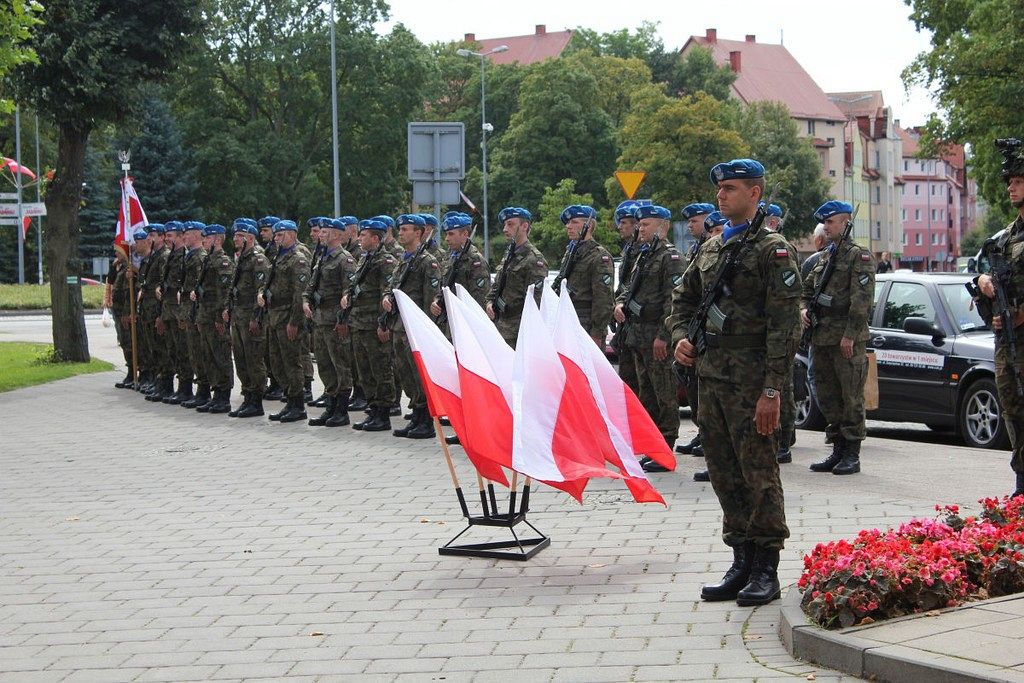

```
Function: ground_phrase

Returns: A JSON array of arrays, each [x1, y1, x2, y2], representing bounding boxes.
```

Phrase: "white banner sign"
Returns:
[[0, 202, 46, 217], [873, 348, 944, 370]]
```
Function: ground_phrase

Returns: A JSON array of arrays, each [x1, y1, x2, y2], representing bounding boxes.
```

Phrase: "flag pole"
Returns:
[[119, 151, 138, 387], [507, 471, 519, 519], [434, 417, 470, 518]]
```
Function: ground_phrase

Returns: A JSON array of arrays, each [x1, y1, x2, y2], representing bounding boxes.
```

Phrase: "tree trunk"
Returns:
[[47, 122, 91, 362]]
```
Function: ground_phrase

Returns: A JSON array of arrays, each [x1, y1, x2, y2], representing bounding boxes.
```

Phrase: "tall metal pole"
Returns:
[[34, 112, 42, 284], [329, 0, 340, 217], [926, 160, 932, 272], [15, 105, 24, 284], [480, 55, 490, 262]]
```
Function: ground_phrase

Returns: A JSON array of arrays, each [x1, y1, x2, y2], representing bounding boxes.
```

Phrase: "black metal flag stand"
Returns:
[[434, 419, 550, 561]]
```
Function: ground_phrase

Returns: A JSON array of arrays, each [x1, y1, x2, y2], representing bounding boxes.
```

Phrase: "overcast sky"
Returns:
[[376, 0, 937, 127]]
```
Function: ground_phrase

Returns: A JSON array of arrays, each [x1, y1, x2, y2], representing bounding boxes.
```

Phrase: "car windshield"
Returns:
[[939, 283, 989, 332]]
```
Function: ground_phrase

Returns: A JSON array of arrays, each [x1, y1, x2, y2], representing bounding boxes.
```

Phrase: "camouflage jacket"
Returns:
[[111, 261, 133, 316], [264, 244, 310, 328], [348, 248, 398, 331], [669, 226, 801, 389], [385, 249, 440, 333], [801, 239, 875, 345], [197, 248, 235, 324], [304, 245, 355, 325], [230, 244, 270, 324], [182, 247, 208, 322], [160, 246, 187, 321], [438, 243, 490, 309], [616, 238, 684, 346], [976, 215, 1024, 346], [558, 239, 615, 339], [616, 238, 640, 298], [486, 240, 548, 322]]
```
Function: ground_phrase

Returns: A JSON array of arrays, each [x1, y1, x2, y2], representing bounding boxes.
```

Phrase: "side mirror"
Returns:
[[903, 316, 946, 340]]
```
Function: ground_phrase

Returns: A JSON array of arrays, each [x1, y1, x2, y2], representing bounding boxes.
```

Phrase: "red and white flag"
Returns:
[[1, 157, 36, 181], [114, 176, 148, 253], [393, 288, 508, 486]]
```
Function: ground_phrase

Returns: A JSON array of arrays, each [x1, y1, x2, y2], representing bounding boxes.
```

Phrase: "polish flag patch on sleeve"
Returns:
[[861, 253, 871, 261], [775, 248, 790, 258]]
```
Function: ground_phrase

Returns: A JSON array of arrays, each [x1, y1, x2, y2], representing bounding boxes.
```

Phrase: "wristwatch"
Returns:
[[763, 387, 778, 399]]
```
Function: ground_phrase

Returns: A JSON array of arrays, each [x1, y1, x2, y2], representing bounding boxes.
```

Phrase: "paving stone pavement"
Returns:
[[0, 316, 1014, 682]]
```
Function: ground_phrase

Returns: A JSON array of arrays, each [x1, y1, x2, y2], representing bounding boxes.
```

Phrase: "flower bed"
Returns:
[[798, 497, 1024, 628]]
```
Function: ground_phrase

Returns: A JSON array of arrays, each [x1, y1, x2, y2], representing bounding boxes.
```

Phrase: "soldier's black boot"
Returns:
[[832, 440, 861, 475], [228, 392, 248, 417], [308, 396, 335, 426], [207, 388, 231, 414], [809, 436, 845, 472], [147, 376, 172, 402], [325, 390, 351, 427], [392, 410, 416, 438], [776, 428, 793, 464], [265, 376, 284, 401], [640, 455, 669, 473], [115, 371, 133, 389], [195, 386, 218, 412], [701, 542, 755, 601], [736, 547, 781, 606], [349, 385, 368, 412], [693, 470, 710, 482], [1013, 471, 1024, 499], [309, 392, 328, 408], [183, 383, 210, 409], [172, 380, 194, 406], [676, 433, 701, 455], [237, 392, 264, 418], [137, 370, 153, 394], [163, 377, 183, 404], [144, 376, 163, 401], [268, 395, 292, 421], [407, 408, 436, 440], [303, 379, 314, 405], [279, 395, 308, 423], [352, 404, 373, 430], [363, 405, 392, 432]]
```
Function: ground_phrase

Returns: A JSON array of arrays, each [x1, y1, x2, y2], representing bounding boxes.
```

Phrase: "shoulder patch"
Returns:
[[781, 269, 798, 289], [670, 254, 680, 260], [536, 260, 545, 267], [671, 274, 682, 286], [472, 261, 481, 266], [256, 272, 266, 281], [775, 248, 790, 258], [298, 273, 308, 283], [430, 277, 440, 288], [601, 255, 610, 262], [861, 253, 871, 261], [347, 257, 354, 264], [430, 261, 439, 269], [602, 274, 612, 286], [858, 273, 870, 286]]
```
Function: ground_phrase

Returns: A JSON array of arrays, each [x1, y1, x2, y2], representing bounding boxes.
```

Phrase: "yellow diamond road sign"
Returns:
[[614, 171, 646, 200]]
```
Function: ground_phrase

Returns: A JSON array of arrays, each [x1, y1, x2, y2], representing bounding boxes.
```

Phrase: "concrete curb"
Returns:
[[779, 587, 1011, 682], [0, 309, 101, 317]]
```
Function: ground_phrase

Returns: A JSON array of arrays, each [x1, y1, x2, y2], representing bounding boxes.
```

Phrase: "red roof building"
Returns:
[[462, 25, 573, 65]]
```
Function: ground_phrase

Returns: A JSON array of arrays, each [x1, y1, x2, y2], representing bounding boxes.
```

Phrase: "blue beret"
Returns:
[[359, 219, 387, 233], [560, 204, 596, 224], [681, 203, 716, 219], [372, 215, 395, 229], [397, 213, 426, 227], [336, 215, 359, 227], [183, 221, 205, 232], [257, 216, 281, 229], [634, 204, 671, 221], [418, 213, 439, 227], [164, 221, 183, 233], [814, 200, 854, 221], [232, 219, 259, 236], [766, 203, 783, 218], [497, 207, 532, 223], [146, 223, 165, 234], [710, 158, 765, 185], [704, 211, 729, 230], [307, 216, 325, 228], [203, 224, 226, 236], [272, 219, 297, 233], [442, 213, 473, 231], [614, 201, 639, 223], [132, 228, 149, 240]]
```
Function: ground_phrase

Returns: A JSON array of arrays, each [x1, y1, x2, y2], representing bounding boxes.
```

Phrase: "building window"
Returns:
[[915, 233, 922, 246], [915, 184, 920, 195], [901, 209, 906, 221], [939, 209, 944, 221], [807, 120, 816, 135], [931, 209, 937, 221], [931, 233, 938, 245], [902, 233, 907, 246], [932, 184, 937, 195], [874, 151, 880, 168], [874, 186, 881, 203], [828, 170, 836, 177], [915, 209, 921, 221], [904, 160, 909, 172]]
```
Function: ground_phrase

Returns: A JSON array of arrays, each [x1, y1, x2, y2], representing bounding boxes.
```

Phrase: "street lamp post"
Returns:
[[456, 44, 508, 262]]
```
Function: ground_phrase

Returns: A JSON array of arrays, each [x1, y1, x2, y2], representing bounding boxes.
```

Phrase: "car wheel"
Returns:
[[794, 363, 826, 431], [958, 378, 1010, 450]]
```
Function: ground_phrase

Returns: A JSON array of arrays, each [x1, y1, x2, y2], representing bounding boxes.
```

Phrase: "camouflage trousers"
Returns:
[[352, 328, 395, 408], [114, 310, 132, 369], [231, 317, 266, 395], [167, 319, 193, 384], [393, 331, 426, 410], [777, 367, 796, 441], [995, 344, 1024, 473], [631, 343, 680, 447], [199, 321, 234, 392], [313, 323, 352, 396], [697, 376, 789, 550], [495, 314, 520, 349], [617, 344, 640, 396], [186, 323, 208, 386], [812, 341, 867, 442], [267, 314, 306, 399]]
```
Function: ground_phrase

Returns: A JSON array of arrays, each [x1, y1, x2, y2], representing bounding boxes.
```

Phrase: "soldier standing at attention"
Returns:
[[374, 214, 403, 415], [613, 204, 684, 466], [109, 246, 135, 388], [179, 222, 209, 408], [143, 224, 175, 401], [381, 213, 440, 439], [156, 222, 191, 404], [338, 216, 368, 412], [257, 216, 284, 401], [555, 204, 614, 346], [342, 219, 399, 432], [420, 213, 448, 279], [613, 200, 641, 395], [305, 218, 357, 427], [192, 224, 235, 414], [486, 207, 548, 348], [132, 228, 158, 394], [671, 158, 799, 606], [226, 219, 270, 418], [802, 201, 874, 476], [975, 140, 1024, 498], [430, 212, 490, 319], [258, 220, 310, 423]]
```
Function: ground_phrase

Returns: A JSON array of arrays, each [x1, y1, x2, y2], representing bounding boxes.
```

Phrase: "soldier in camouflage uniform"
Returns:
[[381, 214, 440, 439], [486, 207, 548, 348], [764, 203, 799, 464], [155, 222, 193, 404], [179, 223, 209, 407], [338, 217, 368, 412], [420, 213, 448, 279], [802, 200, 875, 476], [613, 200, 642, 395], [342, 219, 399, 431], [431, 211, 490, 321], [134, 227, 161, 395], [257, 220, 310, 423], [226, 218, 270, 418], [374, 214, 404, 415], [670, 158, 799, 607], [613, 204, 684, 462], [305, 217, 357, 427], [555, 204, 614, 345], [108, 246, 135, 388], [257, 216, 284, 401], [191, 224, 235, 414], [975, 141, 1024, 498], [141, 224, 175, 401]]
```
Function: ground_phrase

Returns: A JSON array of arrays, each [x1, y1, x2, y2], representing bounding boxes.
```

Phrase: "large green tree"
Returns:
[[13, 0, 201, 361], [670, 45, 737, 100], [529, 178, 622, 263], [0, 0, 42, 114], [566, 21, 678, 88], [903, 0, 1024, 216]]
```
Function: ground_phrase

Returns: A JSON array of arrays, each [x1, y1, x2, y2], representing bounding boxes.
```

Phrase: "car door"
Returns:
[[869, 280, 951, 417]]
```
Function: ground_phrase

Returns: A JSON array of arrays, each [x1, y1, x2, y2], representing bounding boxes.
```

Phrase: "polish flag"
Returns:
[[1, 157, 36, 180], [392, 289, 507, 486], [548, 285, 673, 504], [114, 177, 148, 252]]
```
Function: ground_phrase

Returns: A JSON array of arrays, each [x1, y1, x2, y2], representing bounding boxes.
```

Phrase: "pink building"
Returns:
[[897, 126, 976, 272]]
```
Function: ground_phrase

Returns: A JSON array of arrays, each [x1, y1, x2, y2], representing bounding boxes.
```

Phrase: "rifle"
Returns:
[[436, 225, 476, 325], [225, 244, 248, 327], [801, 204, 860, 349], [156, 247, 174, 318], [552, 214, 595, 293], [379, 239, 430, 331], [337, 247, 378, 326], [967, 236, 1024, 397], [491, 240, 517, 322], [677, 186, 778, 383], [254, 247, 282, 328], [189, 251, 212, 324], [304, 246, 328, 334]]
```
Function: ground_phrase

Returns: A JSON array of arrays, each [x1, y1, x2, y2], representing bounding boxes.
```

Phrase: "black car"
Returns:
[[794, 272, 1009, 449]]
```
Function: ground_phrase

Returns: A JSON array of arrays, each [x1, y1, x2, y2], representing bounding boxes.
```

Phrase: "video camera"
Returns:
[[996, 138, 1024, 180]]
